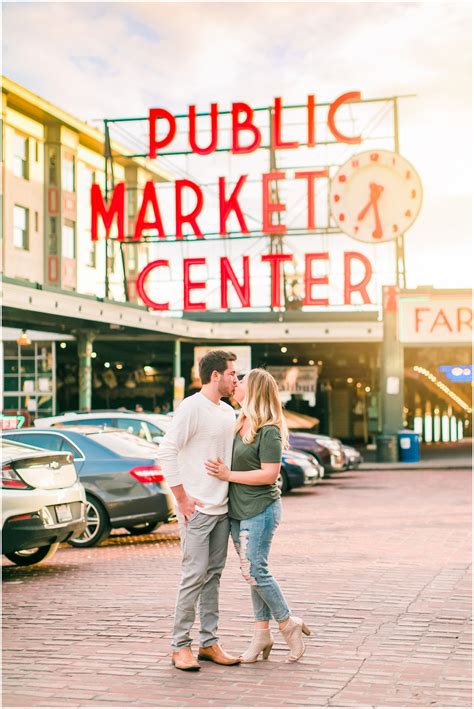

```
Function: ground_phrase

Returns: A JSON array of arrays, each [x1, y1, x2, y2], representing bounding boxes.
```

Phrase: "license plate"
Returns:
[[56, 504, 72, 523]]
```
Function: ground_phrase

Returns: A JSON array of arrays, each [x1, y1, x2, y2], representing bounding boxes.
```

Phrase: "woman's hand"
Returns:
[[205, 457, 231, 481]]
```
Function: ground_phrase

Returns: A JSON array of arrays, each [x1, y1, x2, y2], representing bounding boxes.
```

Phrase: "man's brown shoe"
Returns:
[[198, 643, 241, 665], [171, 646, 201, 671]]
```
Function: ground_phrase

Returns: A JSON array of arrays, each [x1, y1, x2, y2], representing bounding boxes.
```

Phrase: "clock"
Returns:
[[329, 149, 422, 243]]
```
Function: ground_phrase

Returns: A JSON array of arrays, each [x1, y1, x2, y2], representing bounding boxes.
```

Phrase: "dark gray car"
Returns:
[[1, 427, 173, 548]]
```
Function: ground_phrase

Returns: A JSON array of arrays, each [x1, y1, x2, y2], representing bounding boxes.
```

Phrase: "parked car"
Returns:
[[34, 410, 172, 443], [2, 440, 86, 566], [289, 432, 346, 473], [1, 427, 174, 548], [279, 449, 323, 493], [342, 445, 364, 469]]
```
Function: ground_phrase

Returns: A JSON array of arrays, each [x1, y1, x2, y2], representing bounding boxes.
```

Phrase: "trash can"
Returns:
[[397, 430, 421, 463], [376, 434, 398, 462]]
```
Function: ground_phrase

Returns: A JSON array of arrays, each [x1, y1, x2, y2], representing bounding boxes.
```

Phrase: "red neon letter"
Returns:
[[149, 108, 177, 158], [344, 251, 373, 304], [91, 182, 125, 241], [189, 104, 218, 155], [430, 309, 453, 333], [220, 257, 251, 309], [231, 102, 262, 154], [261, 253, 293, 308], [457, 307, 472, 332], [328, 92, 362, 144], [304, 253, 329, 306], [218, 176, 249, 236], [175, 180, 204, 238], [272, 97, 299, 150], [133, 181, 166, 240], [262, 172, 287, 234], [307, 95, 316, 147], [295, 170, 329, 230], [415, 307, 430, 333], [183, 258, 207, 311], [136, 260, 170, 310]]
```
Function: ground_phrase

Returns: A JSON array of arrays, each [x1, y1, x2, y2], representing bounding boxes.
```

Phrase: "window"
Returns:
[[87, 241, 97, 268], [13, 205, 29, 250], [13, 133, 29, 179], [107, 240, 115, 272], [62, 154, 75, 192], [115, 418, 165, 441], [62, 220, 75, 259], [4, 432, 82, 457]]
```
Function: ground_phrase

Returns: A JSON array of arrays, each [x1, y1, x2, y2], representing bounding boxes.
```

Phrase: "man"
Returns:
[[157, 350, 240, 671]]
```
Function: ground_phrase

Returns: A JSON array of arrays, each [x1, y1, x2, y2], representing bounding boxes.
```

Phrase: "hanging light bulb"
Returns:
[[16, 330, 31, 347]]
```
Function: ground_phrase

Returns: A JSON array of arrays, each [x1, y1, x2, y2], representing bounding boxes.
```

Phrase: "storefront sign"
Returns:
[[439, 365, 472, 382], [399, 294, 472, 344], [267, 365, 318, 405], [0, 415, 25, 430]]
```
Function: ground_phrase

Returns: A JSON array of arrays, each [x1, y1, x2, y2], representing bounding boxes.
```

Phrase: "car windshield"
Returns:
[[87, 431, 158, 459]]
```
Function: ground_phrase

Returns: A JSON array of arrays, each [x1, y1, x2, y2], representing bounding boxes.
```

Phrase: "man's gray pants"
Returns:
[[172, 511, 230, 650]]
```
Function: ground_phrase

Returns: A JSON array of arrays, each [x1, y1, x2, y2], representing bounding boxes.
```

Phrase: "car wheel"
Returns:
[[125, 521, 162, 535], [277, 471, 290, 494], [4, 543, 59, 566], [68, 494, 111, 548]]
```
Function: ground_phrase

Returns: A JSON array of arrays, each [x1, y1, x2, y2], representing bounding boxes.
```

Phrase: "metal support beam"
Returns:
[[77, 331, 96, 411], [380, 287, 404, 445], [173, 339, 181, 379]]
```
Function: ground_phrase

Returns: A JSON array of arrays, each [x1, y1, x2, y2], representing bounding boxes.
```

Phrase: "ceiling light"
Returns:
[[365, 386, 371, 393], [292, 358, 298, 364], [59, 342, 67, 349], [91, 352, 97, 359], [115, 363, 123, 370], [104, 362, 111, 368], [281, 346, 288, 353], [16, 330, 31, 347], [308, 360, 315, 366]]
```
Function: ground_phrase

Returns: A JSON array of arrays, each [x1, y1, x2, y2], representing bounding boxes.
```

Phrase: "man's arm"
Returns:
[[157, 402, 202, 519]]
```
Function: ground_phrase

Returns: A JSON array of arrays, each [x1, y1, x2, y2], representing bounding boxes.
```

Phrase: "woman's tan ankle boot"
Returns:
[[240, 628, 274, 663], [279, 616, 311, 662]]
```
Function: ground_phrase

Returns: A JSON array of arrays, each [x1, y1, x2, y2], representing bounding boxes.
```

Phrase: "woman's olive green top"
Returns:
[[228, 424, 282, 520]]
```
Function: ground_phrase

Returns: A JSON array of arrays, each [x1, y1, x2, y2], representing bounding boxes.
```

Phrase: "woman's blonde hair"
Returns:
[[236, 368, 289, 448]]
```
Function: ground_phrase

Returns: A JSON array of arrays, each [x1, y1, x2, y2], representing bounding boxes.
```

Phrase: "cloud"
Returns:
[[2, 1, 472, 287]]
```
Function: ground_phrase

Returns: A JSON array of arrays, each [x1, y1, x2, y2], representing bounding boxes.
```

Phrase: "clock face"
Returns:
[[329, 150, 422, 243]]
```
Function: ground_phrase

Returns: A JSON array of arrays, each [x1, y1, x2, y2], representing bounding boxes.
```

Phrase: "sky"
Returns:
[[2, 0, 472, 296]]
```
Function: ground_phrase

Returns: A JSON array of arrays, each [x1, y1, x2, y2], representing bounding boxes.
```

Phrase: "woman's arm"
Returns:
[[205, 458, 280, 485]]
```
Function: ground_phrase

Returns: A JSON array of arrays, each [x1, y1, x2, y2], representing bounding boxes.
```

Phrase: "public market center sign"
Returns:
[[91, 93, 422, 311]]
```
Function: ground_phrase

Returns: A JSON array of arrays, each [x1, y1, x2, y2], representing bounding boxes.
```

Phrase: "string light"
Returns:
[[413, 366, 472, 412]]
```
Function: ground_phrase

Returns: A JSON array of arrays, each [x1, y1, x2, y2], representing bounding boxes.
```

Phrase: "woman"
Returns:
[[205, 368, 310, 663]]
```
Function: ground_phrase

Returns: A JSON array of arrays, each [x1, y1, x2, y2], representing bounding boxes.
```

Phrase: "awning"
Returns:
[[283, 410, 319, 430]]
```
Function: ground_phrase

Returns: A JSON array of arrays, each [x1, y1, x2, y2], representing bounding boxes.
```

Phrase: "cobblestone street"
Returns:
[[3, 467, 472, 708]]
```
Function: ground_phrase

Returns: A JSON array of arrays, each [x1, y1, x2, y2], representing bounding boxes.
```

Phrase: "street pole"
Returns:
[[77, 331, 96, 412]]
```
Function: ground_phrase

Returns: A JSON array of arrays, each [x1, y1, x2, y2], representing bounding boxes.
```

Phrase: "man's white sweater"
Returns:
[[157, 392, 236, 516]]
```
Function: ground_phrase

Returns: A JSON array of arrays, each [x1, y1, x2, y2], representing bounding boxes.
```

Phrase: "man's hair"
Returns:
[[199, 350, 236, 385]]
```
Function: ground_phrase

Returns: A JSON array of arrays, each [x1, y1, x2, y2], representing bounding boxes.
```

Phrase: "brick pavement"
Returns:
[[2, 467, 472, 708]]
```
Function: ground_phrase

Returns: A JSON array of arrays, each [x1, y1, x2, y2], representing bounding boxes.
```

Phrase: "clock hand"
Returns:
[[357, 182, 384, 238], [372, 199, 383, 239]]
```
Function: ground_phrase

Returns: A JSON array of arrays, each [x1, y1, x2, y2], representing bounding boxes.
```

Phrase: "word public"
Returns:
[[90, 92, 362, 242]]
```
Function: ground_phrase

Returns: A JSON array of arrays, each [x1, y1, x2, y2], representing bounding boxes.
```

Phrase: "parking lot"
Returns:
[[3, 466, 472, 708]]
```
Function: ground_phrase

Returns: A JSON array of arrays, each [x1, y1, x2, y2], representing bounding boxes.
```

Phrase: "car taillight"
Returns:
[[129, 465, 164, 484], [1, 464, 30, 490], [283, 458, 301, 466]]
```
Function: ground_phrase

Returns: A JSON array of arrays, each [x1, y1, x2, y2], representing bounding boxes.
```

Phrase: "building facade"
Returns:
[[1, 77, 472, 447]]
